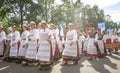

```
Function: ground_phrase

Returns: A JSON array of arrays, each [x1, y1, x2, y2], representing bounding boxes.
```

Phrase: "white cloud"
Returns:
[[81, 0, 120, 22], [55, 0, 63, 5]]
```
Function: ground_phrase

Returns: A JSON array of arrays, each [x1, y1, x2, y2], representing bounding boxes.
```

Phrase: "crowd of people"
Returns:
[[0, 20, 119, 70]]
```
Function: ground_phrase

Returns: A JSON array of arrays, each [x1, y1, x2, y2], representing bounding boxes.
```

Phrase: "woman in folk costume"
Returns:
[[82, 33, 88, 56], [17, 24, 29, 63], [62, 23, 79, 65], [95, 28, 105, 57], [36, 20, 53, 70], [0, 26, 6, 57], [87, 25, 97, 60], [50, 23, 60, 60], [75, 26, 82, 57], [112, 32, 119, 54], [22, 21, 39, 65], [56, 36, 64, 58], [3, 27, 13, 61], [56, 25, 64, 59], [103, 31, 112, 55], [50, 23, 56, 59], [9, 25, 20, 61]]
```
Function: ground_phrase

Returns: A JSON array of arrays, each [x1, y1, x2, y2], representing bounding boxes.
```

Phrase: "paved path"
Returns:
[[0, 52, 120, 73]]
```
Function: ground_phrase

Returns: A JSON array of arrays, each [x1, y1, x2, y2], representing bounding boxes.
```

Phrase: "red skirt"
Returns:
[[112, 39, 119, 48], [105, 39, 112, 49]]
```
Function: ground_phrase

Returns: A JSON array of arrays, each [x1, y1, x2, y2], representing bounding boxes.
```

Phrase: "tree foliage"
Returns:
[[0, 0, 115, 31]]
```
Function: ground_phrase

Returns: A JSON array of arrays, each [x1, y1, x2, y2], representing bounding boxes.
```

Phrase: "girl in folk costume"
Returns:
[[95, 28, 105, 57], [36, 20, 53, 70], [78, 31, 84, 55], [75, 26, 82, 57], [82, 33, 88, 56], [3, 27, 13, 61], [103, 31, 112, 54], [17, 24, 29, 63], [9, 25, 20, 61], [112, 32, 119, 54], [0, 26, 6, 57], [22, 21, 39, 65], [56, 24, 64, 59], [50, 23, 60, 60], [62, 23, 79, 65], [50, 23, 57, 59], [87, 25, 97, 60], [56, 36, 64, 58]]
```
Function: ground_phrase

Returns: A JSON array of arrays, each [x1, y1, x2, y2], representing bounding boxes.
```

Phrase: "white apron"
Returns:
[[25, 40, 37, 59], [62, 40, 77, 57], [87, 38, 97, 55], [9, 44, 18, 56]]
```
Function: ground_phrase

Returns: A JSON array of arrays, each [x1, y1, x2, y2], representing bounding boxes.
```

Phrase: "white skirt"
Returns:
[[87, 38, 97, 54], [51, 39, 56, 56], [0, 42, 4, 55], [9, 44, 18, 57], [57, 40, 63, 53], [97, 40, 105, 54], [36, 40, 51, 61], [78, 40, 82, 49], [25, 40, 37, 59], [83, 40, 88, 51], [62, 40, 77, 57], [18, 40, 27, 56]]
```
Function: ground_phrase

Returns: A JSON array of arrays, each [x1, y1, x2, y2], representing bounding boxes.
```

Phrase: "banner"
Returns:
[[98, 22, 105, 32], [59, 24, 64, 37]]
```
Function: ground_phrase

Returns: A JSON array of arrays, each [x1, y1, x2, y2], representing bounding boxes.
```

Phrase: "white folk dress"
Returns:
[[78, 35, 85, 54], [62, 29, 78, 57], [25, 29, 38, 59], [18, 30, 29, 57], [36, 28, 52, 61], [0, 31, 6, 55], [4, 32, 12, 56], [95, 34, 105, 54], [57, 37, 64, 53], [9, 31, 20, 57], [51, 29, 57, 56]]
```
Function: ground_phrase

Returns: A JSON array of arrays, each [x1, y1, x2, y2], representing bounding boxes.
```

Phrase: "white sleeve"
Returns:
[[0, 32, 6, 42], [95, 34, 98, 41], [102, 35, 106, 42], [48, 29, 52, 36]]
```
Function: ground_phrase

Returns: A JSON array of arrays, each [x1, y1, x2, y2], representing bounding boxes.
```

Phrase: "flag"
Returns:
[[98, 22, 105, 32], [59, 24, 64, 37], [107, 28, 113, 33]]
